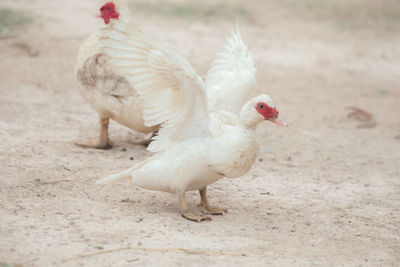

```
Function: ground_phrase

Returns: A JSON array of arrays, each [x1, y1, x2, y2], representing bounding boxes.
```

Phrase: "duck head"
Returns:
[[98, 2, 120, 24], [239, 94, 287, 128]]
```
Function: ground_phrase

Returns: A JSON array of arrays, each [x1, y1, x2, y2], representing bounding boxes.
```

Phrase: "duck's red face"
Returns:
[[99, 2, 119, 24], [256, 102, 287, 126]]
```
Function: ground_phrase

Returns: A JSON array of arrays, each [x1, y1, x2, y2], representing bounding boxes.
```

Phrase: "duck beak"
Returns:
[[270, 116, 288, 127]]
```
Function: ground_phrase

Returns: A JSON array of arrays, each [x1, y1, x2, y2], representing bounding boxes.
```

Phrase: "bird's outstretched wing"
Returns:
[[205, 28, 257, 114], [100, 11, 209, 152]]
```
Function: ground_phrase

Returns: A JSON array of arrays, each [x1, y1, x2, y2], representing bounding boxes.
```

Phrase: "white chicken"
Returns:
[[97, 1, 287, 222], [75, 1, 158, 149]]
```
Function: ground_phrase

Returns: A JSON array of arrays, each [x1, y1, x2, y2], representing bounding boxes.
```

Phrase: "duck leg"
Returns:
[[130, 131, 157, 146], [75, 116, 113, 149], [178, 192, 211, 222], [198, 187, 227, 215], [145, 131, 157, 146]]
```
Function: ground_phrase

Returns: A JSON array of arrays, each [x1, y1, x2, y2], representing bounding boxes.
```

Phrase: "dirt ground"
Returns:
[[1, 0, 400, 266]]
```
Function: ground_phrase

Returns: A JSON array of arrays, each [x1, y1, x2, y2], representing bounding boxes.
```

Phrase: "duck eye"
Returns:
[[259, 104, 264, 109]]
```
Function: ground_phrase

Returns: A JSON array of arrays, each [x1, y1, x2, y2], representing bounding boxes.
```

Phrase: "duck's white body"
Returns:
[[117, 113, 258, 193], [130, 141, 222, 193], [96, 0, 286, 221]]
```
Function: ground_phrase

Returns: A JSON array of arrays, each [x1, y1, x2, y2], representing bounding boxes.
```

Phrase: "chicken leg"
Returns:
[[178, 192, 211, 222], [75, 116, 113, 149], [198, 187, 227, 215]]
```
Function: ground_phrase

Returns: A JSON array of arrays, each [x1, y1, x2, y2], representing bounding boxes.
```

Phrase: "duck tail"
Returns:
[[96, 156, 153, 185], [96, 165, 137, 184]]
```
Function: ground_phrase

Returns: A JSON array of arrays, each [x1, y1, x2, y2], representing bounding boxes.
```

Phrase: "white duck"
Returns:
[[96, 1, 287, 221], [75, 1, 158, 149]]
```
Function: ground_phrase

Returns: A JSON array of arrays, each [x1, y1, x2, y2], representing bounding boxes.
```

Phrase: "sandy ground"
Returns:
[[1, 0, 400, 266]]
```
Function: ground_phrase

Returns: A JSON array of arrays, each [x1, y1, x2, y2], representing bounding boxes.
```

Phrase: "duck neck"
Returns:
[[239, 106, 263, 129]]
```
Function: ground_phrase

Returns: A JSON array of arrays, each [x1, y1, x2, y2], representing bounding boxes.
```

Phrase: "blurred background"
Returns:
[[1, 0, 399, 265]]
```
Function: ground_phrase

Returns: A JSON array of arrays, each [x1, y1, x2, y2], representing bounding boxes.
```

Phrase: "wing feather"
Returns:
[[205, 27, 257, 114], [100, 18, 209, 152]]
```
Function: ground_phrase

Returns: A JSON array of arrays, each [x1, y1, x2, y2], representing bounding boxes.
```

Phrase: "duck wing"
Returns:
[[100, 16, 209, 152], [205, 27, 256, 114]]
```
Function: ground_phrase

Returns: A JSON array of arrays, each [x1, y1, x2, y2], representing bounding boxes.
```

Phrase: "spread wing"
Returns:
[[205, 27, 257, 114], [100, 17, 209, 152]]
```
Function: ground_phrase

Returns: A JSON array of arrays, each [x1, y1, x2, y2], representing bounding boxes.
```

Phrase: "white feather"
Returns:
[[100, 18, 209, 152], [205, 27, 257, 114]]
